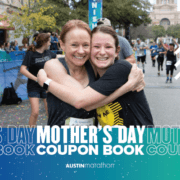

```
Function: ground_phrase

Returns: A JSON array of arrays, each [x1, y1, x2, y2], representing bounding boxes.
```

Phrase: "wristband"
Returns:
[[43, 79, 52, 91]]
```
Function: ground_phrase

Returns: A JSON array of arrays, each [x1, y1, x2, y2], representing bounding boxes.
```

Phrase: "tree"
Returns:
[[103, 0, 152, 27], [150, 25, 166, 41], [70, 0, 89, 23], [45, 0, 72, 28], [166, 24, 180, 41], [104, 0, 152, 40], [0, 0, 58, 38], [130, 24, 154, 41], [70, 0, 152, 40]]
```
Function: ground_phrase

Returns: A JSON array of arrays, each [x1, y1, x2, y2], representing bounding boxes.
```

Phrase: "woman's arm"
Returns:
[[84, 79, 143, 111], [44, 58, 84, 90], [20, 65, 37, 82], [38, 63, 144, 110], [38, 69, 106, 109], [81, 64, 144, 111], [159, 51, 167, 55], [173, 39, 179, 51], [159, 39, 168, 51]]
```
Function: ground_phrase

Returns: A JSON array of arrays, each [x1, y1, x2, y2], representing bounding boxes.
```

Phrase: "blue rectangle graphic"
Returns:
[[89, 0, 102, 30]]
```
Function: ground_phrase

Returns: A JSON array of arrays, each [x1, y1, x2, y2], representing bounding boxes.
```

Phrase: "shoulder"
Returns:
[[117, 35, 126, 41], [117, 35, 130, 44], [101, 60, 131, 80], [115, 59, 132, 69], [45, 58, 66, 73], [106, 60, 132, 75], [46, 50, 56, 58], [26, 50, 33, 54], [25, 50, 33, 57], [45, 58, 61, 67]]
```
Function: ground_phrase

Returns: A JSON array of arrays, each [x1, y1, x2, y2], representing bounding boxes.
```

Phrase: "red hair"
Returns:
[[60, 20, 91, 43]]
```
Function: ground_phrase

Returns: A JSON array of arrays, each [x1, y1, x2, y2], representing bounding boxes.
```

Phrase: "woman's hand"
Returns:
[[37, 69, 48, 87], [128, 64, 145, 92], [173, 38, 177, 43]]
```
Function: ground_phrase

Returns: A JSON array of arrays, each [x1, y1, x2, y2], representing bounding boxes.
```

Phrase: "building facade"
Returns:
[[0, 0, 28, 44], [149, 0, 180, 29]]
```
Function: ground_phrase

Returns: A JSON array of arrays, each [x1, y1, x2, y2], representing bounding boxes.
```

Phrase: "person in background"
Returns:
[[134, 38, 148, 73], [14, 40, 19, 51], [50, 32, 56, 50], [144, 47, 147, 64], [22, 43, 28, 51], [131, 42, 136, 61], [153, 42, 166, 76], [32, 33, 39, 46], [20, 33, 56, 126], [4, 42, 11, 53], [10, 41, 15, 51], [97, 18, 136, 64], [149, 41, 158, 67], [164, 43, 169, 50], [54, 33, 59, 50], [160, 38, 179, 83], [0, 43, 5, 51]]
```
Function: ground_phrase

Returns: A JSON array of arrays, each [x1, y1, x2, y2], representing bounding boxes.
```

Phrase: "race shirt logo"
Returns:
[[96, 102, 124, 127]]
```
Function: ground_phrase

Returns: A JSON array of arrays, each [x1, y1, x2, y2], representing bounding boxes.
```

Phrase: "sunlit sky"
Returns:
[[149, 0, 180, 11]]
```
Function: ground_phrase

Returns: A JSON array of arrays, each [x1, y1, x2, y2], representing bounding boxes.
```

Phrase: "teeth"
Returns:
[[97, 57, 108, 60], [74, 56, 84, 59]]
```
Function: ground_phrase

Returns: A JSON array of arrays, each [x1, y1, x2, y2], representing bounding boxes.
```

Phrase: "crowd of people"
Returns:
[[0, 32, 62, 54], [0, 40, 21, 53], [131, 38, 179, 83]]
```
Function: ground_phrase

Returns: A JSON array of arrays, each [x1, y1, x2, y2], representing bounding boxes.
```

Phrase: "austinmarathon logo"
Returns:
[[65, 162, 115, 169]]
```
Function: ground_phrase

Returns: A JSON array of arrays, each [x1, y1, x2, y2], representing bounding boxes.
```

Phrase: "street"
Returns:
[[144, 50, 180, 126], [0, 50, 180, 127]]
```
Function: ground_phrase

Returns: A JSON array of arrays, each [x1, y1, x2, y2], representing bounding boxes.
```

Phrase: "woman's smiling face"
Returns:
[[91, 32, 119, 70], [60, 28, 91, 67]]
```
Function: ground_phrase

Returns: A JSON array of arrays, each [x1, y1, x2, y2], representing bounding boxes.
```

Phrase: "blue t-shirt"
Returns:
[[15, 45, 19, 51], [50, 36, 58, 50], [53, 37, 59, 50], [155, 47, 165, 58], [150, 45, 158, 56], [50, 36, 54, 43]]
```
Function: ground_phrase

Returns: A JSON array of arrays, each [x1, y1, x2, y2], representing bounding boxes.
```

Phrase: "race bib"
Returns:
[[65, 117, 95, 126], [166, 61, 172, 65], [139, 53, 142, 56]]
